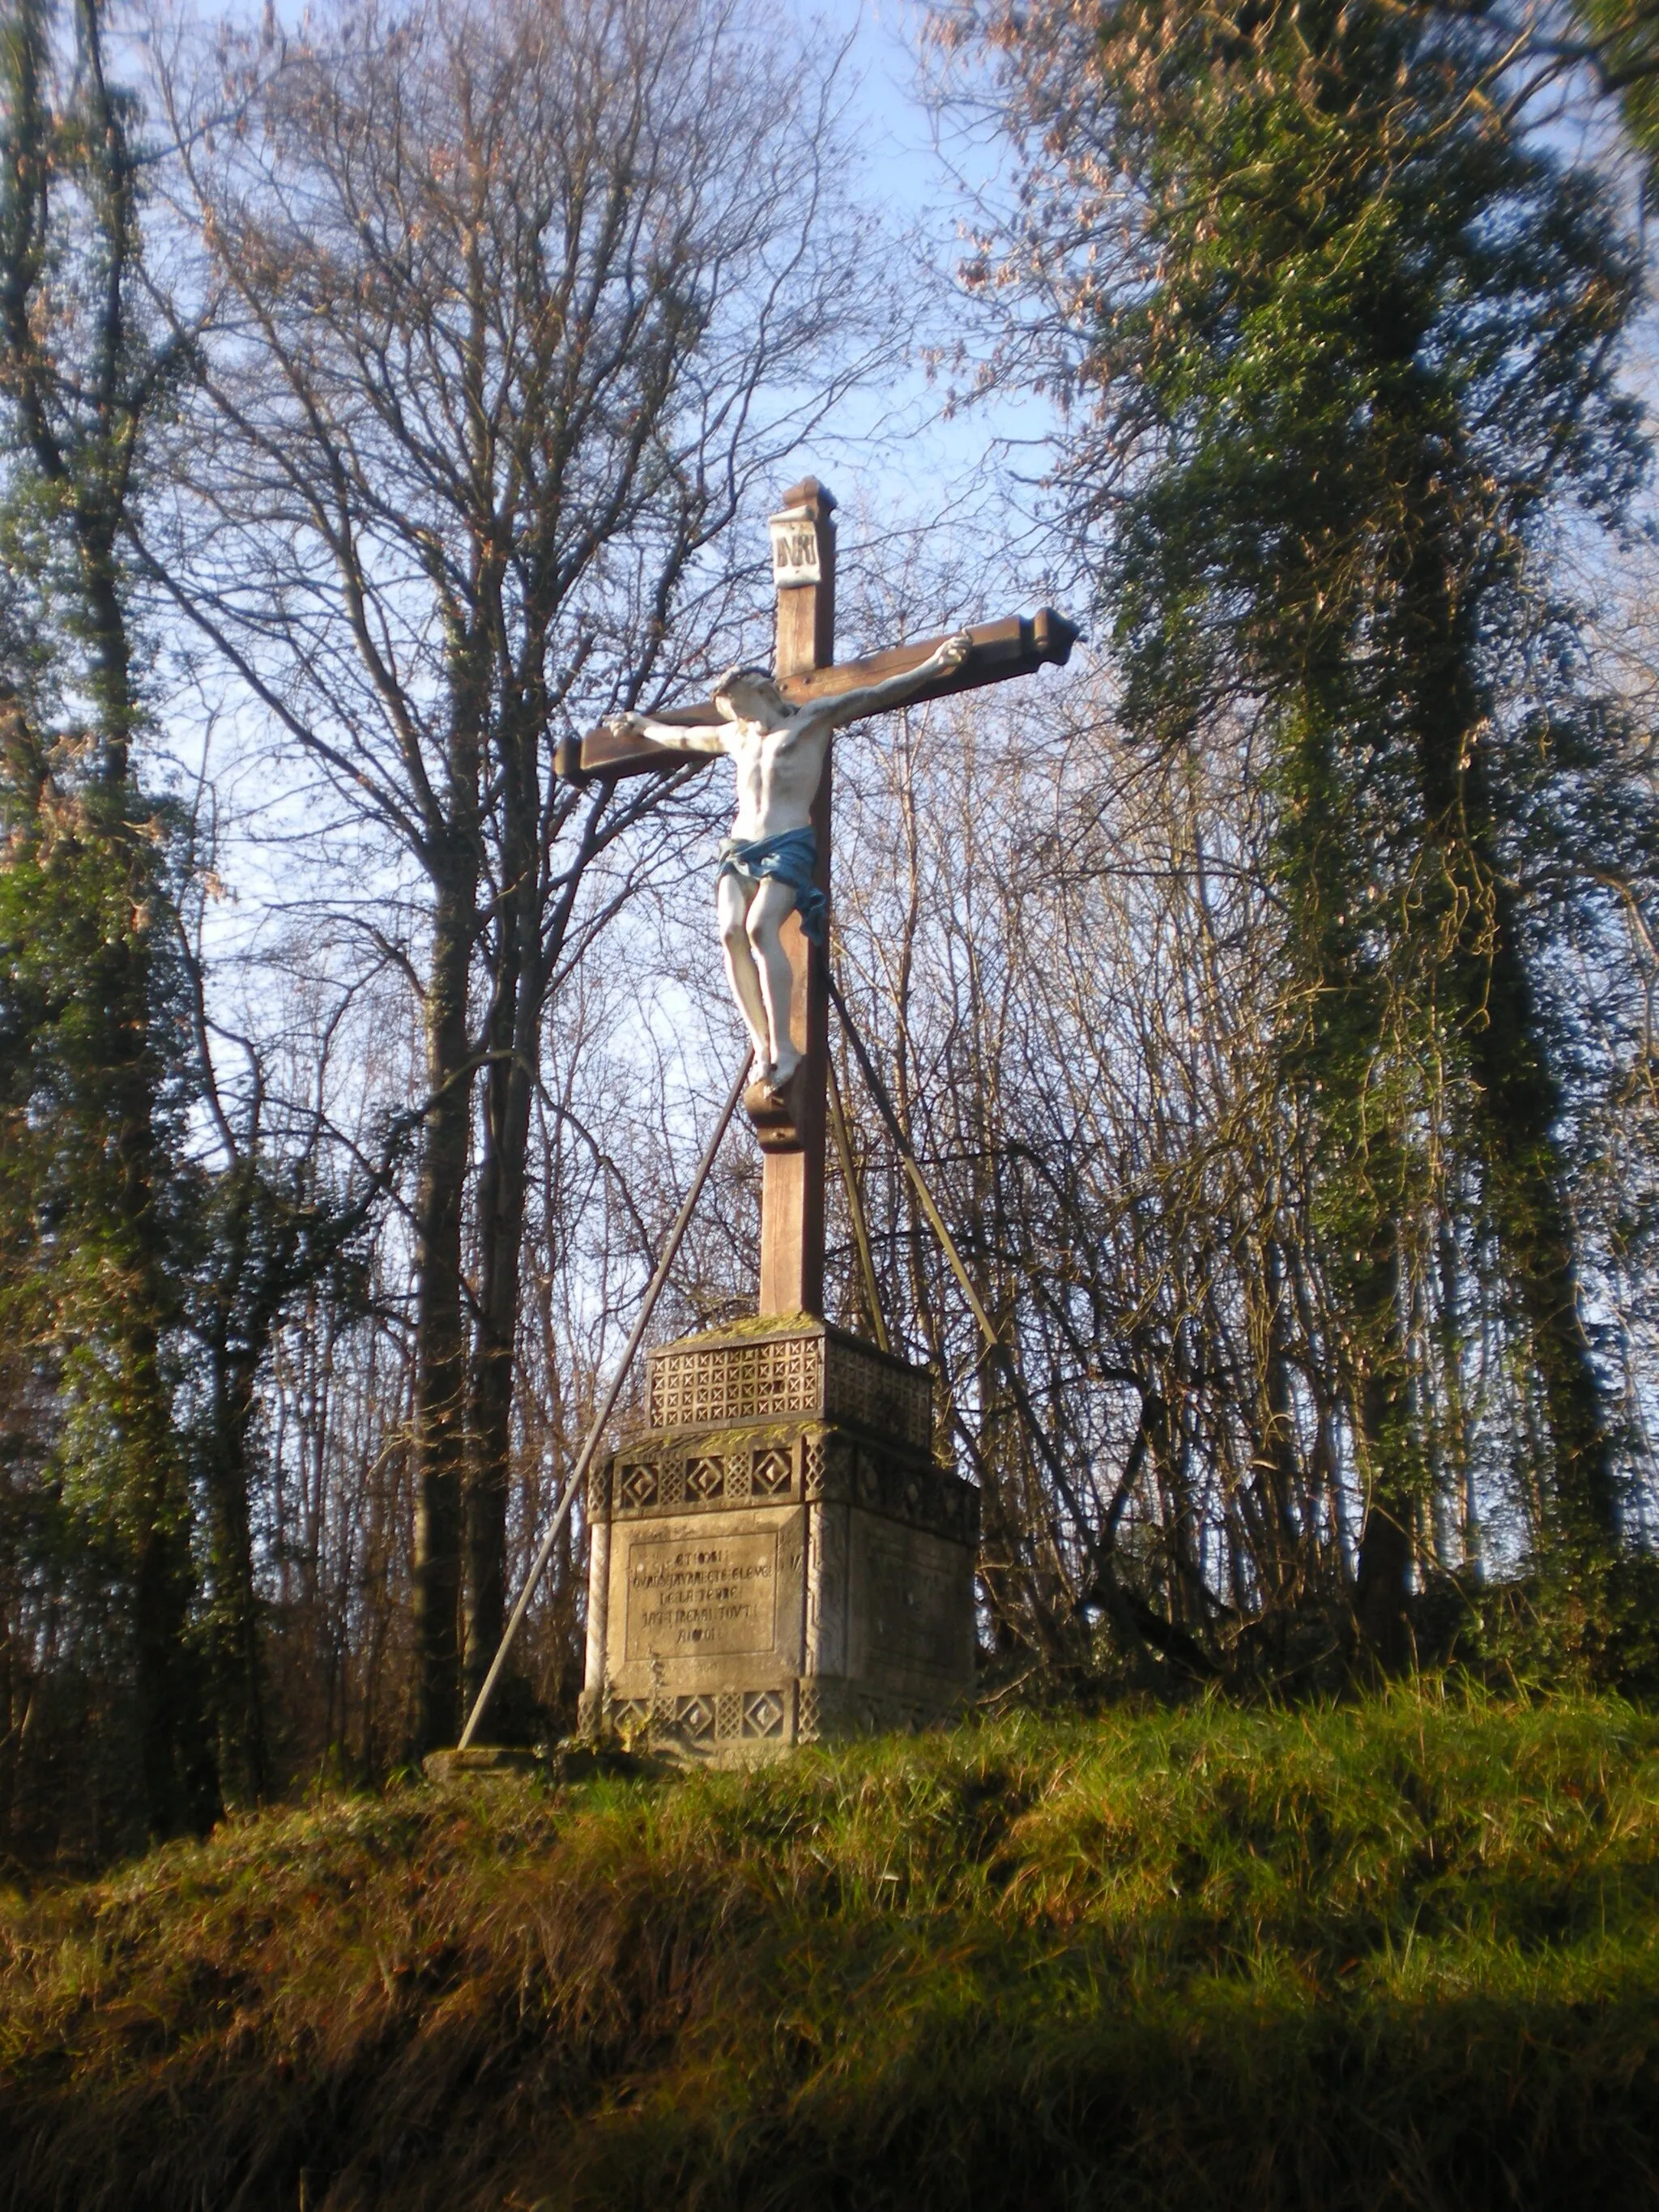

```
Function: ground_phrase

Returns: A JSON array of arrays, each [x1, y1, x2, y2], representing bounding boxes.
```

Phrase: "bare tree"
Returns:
[[150, 0, 895, 1746]]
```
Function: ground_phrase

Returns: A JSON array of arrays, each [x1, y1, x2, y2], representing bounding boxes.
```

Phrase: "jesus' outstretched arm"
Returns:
[[600, 710, 731, 753], [597, 712, 725, 757], [803, 629, 974, 735]]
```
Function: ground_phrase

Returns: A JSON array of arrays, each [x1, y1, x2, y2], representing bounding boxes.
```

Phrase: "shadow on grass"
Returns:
[[7, 1943, 1658, 2210]]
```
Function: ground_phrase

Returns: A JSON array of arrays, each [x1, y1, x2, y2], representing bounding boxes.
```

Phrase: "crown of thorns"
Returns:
[[714, 663, 782, 697]]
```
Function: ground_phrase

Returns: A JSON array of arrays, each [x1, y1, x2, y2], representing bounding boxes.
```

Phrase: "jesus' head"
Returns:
[[713, 665, 790, 722]]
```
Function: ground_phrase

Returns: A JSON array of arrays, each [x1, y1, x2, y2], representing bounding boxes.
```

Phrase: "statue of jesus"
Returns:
[[605, 629, 972, 1101]]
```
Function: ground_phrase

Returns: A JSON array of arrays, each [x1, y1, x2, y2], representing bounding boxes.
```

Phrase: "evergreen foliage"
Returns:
[[0, 0, 218, 1843], [0, 688, 208, 1843], [1563, 0, 1659, 183], [951, 0, 1658, 1651]]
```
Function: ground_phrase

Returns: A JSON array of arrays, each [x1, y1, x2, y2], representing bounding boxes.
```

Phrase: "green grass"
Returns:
[[2, 1685, 1657, 2209]]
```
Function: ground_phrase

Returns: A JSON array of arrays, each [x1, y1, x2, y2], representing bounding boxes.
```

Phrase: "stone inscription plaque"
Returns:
[[625, 1530, 778, 1661]]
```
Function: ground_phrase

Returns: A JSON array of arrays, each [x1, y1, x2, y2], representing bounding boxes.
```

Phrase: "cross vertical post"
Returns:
[[756, 477, 836, 1317]]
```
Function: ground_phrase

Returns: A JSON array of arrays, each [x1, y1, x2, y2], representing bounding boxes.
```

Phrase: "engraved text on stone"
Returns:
[[625, 1531, 778, 1660]]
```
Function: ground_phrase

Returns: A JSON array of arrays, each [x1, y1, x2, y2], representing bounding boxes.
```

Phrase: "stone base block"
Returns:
[[580, 1320, 979, 1767], [423, 1745, 542, 1785]]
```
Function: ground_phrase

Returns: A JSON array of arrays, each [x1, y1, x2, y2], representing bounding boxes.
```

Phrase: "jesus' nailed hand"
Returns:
[[604, 629, 973, 1102]]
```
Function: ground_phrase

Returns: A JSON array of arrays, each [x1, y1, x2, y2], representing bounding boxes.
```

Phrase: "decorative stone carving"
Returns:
[[605, 1421, 978, 1541], [687, 1455, 725, 1501], [647, 1318, 932, 1451]]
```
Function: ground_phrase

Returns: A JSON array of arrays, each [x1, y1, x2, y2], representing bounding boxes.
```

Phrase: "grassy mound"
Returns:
[[2, 1687, 1657, 2210]]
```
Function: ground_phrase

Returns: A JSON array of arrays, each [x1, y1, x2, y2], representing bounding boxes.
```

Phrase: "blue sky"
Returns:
[[773, 2, 1060, 595]]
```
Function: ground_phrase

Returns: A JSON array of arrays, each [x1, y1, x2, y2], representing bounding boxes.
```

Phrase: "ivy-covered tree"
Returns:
[[0, 0, 217, 1836], [947, 0, 1652, 1657]]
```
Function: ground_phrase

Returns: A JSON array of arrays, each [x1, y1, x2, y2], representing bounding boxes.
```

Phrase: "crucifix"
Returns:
[[556, 478, 1077, 1321]]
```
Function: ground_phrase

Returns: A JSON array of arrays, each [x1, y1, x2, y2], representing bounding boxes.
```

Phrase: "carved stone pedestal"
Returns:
[[578, 1319, 979, 1764]]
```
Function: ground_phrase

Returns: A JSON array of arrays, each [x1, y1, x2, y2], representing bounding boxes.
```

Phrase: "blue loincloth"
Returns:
[[716, 826, 827, 946]]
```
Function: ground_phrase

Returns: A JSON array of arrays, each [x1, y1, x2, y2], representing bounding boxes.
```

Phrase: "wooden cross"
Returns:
[[556, 479, 1077, 1321]]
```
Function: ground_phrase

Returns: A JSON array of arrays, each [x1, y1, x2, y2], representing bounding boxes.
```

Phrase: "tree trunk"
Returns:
[[463, 810, 539, 1720], [200, 1264, 271, 1807], [412, 833, 479, 1754], [1463, 908, 1614, 1537], [1256, 1238, 1308, 1608], [1280, 688, 1419, 1667], [1403, 515, 1615, 1545]]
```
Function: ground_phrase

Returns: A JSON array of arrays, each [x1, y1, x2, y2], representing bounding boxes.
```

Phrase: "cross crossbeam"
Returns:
[[554, 608, 1078, 784]]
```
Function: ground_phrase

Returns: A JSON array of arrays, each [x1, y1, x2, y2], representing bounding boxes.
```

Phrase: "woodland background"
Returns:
[[6, 0, 1659, 1865]]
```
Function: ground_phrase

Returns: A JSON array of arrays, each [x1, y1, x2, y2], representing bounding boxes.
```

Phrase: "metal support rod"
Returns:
[[825, 971, 1093, 1536], [826, 1046, 890, 1354], [457, 1050, 753, 1751]]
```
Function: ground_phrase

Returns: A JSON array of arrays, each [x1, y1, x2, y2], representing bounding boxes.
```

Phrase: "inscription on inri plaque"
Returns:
[[625, 1530, 778, 1660]]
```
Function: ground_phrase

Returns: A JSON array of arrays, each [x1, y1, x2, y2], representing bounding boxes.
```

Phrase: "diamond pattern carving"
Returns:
[[753, 1447, 792, 1496], [599, 1673, 974, 1754], [686, 1455, 724, 1501], [823, 1347, 932, 1451], [741, 1690, 786, 1739], [650, 1336, 819, 1429], [678, 1695, 715, 1741], [645, 1328, 932, 1448], [608, 1432, 978, 1534], [804, 1436, 827, 1498], [619, 1463, 658, 1510]]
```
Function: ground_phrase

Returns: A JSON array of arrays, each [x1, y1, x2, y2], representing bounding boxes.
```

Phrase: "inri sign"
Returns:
[[768, 505, 822, 586]]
